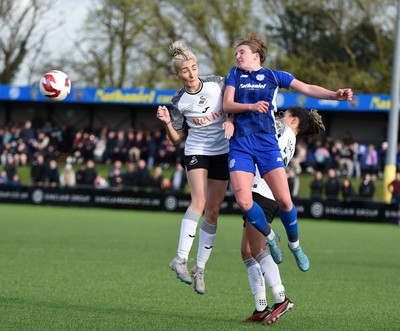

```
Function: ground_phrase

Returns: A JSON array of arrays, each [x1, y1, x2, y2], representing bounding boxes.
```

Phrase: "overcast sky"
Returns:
[[14, 0, 92, 85]]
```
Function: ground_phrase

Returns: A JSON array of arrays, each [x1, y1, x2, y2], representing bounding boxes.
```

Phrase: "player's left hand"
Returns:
[[223, 120, 234, 139]]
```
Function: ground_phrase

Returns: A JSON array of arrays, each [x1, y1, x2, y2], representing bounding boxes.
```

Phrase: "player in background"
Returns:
[[156, 41, 234, 294], [223, 33, 352, 271], [241, 108, 325, 325]]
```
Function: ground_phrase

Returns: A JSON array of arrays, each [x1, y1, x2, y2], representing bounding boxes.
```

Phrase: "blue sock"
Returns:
[[243, 202, 271, 236], [278, 204, 298, 242]]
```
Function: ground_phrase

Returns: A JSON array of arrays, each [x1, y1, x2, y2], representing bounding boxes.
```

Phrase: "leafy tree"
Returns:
[[264, 0, 396, 93]]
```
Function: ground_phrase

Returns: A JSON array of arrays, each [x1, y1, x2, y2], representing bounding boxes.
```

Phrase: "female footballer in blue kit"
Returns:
[[156, 41, 234, 295], [241, 108, 325, 325], [223, 33, 353, 271]]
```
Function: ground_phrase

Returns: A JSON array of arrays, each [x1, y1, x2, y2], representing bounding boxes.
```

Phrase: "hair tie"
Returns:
[[172, 48, 181, 57]]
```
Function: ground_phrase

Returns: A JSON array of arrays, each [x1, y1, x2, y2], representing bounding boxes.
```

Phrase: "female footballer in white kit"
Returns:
[[241, 108, 325, 325], [156, 40, 233, 295]]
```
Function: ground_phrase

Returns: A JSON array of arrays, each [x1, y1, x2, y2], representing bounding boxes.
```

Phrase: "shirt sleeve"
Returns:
[[273, 70, 295, 89], [225, 67, 237, 88]]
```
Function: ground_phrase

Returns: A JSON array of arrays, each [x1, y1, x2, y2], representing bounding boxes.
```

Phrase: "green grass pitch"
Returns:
[[0, 204, 399, 330]]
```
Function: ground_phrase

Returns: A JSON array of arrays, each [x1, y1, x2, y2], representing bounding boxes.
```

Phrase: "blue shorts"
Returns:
[[228, 131, 284, 176]]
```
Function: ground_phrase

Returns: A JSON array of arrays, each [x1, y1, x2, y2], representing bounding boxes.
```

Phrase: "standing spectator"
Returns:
[[10, 174, 21, 187], [109, 160, 124, 178], [20, 120, 35, 145], [341, 178, 355, 202], [338, 144, 354, 177], [108, 160, 125, 189], [135, 159, 152, 190], [15, 138, 29, 166], [287, 168, 299, 198], [75, 163, 87, 187], [147, 127, 164, 169], [0, 170, 8, 186], [359, 173, 375, 201], [46, 159, 60, 188], [310, 171, 324, 199], [59, 163, 76, 188], [123, 162, 137, 189], [104, 130, 117, 164], [329, 143, 341, 170], [365, 144, 378, 176], [126, 130, 140, 164], [313, 140, 331, 172], [325, 168, 341, 201], [388, 171, 400, 205], [82, 133, 97, 162], [134, 130, 149, 162], [291, 139, 307, 174], [350, 142, 362, 179], [4, 155, 17, 179], [83, 159, 98, 187], [31, 154, 46, 187], [170, 162, 187, 192], [108, 168, 124, 190], [378, 141, 388, 178], [93, 134, 107, 163], [151, 166, 167, 191], [114, 130, 127, 163]]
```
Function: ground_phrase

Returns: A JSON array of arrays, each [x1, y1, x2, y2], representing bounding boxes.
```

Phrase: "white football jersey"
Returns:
[[170, 75, 229, 156], [252, 118, 296, 200]]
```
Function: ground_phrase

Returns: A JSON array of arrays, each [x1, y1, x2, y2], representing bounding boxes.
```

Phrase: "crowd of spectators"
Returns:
[[0, 118, 399, 202]]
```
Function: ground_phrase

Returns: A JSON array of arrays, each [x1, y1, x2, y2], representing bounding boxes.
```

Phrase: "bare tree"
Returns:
[[0, 0, 58, 84], [68, 0, 268, 88]]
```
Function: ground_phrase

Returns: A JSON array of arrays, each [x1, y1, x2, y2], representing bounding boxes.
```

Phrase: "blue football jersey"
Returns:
[[226, 67, 295, 137]]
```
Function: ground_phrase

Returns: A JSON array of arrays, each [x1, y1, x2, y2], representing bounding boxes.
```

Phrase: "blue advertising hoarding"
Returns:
[[0, 84, 397, 112]]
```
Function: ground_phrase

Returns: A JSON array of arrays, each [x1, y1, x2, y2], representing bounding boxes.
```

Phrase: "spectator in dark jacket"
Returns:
[[83, 159, 98, 187], [388, 171, 400, 205], [341, 177, 355, 202], [359, 173, 375, 201], [325, 168, 341, 201], [309, 170, 324, 199], [135, 159, 152, 190], [46, 159, 60, 188], [31, 154, 47, 187], [123, 162, 137, 188], [75, 163, 87, 187]]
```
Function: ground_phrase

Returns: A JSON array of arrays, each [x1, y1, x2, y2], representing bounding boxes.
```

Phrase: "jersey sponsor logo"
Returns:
[[239, 83, 267, 89], [192, 109, 224, 125], [229, 158, 236, 168], [189, 156, 198, 166]]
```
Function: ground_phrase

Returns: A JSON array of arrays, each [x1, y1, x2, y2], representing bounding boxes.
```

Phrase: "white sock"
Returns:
[[244, 258, 267, 311], [177, 209, 202, 260], [256, 251, 285, 304], [196, 220, 217, 269], [288, 240, 300, 249]]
